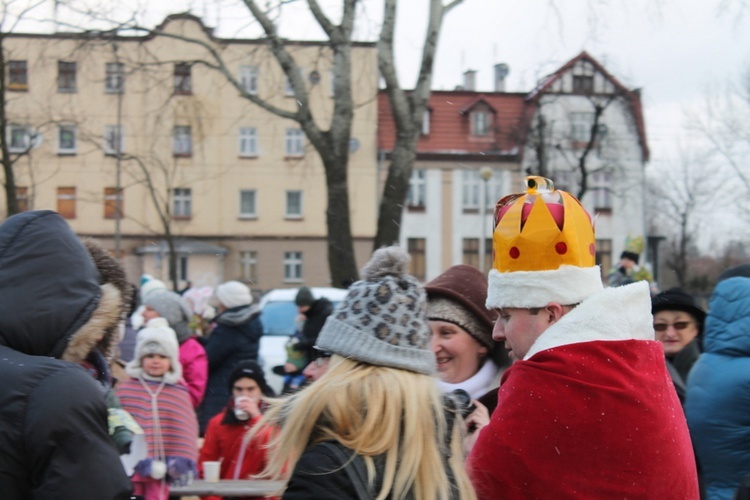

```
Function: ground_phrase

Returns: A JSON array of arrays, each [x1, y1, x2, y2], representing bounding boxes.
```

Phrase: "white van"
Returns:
[[257, 287, 348, 393]]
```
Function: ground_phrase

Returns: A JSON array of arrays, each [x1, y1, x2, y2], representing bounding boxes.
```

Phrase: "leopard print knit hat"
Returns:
[[315, 246, 436, 375]]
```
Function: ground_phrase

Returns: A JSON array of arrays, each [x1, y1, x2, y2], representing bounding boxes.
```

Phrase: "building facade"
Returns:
[[1, 14, 379, 291], [379, 53, 650, 282]]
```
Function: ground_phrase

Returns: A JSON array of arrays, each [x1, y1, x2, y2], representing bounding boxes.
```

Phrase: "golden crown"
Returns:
[[492, 176, 596, 273]]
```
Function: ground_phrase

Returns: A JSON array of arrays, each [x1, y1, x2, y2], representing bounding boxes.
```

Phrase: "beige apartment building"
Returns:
[[1, 14, 379, 292]]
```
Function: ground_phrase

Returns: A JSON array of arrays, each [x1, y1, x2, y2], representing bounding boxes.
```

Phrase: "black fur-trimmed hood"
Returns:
[[0, 211, 129, 363]]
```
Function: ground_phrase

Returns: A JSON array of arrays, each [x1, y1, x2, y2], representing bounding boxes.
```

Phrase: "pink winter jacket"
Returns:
[[179, 336, 208, 408]]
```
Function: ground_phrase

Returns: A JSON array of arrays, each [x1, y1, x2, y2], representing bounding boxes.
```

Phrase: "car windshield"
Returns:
[[260, 302, 299, 336]]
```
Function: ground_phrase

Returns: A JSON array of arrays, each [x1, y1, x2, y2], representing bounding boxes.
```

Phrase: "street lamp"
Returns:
[[479, 166, 494, 273]]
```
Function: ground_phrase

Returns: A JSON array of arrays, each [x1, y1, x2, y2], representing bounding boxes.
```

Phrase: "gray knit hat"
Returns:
[[316, 246, 436, 375], [143, 290, 193, 344]]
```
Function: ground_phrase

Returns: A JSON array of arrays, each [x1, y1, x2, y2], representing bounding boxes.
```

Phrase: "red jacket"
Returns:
[[199, 409, 276, 500], [467, 340, 698, 499]]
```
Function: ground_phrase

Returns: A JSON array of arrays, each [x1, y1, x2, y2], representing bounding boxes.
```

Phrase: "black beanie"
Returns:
[[295, 286, 315, 307], [227, 360, 275, 397], [651, 287, 706, 334], [620, 251, 640, 265], [717, 264, 750, 283]]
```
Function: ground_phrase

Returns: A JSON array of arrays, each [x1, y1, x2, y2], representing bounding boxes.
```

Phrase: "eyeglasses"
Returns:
[[653, 321, 693, 332]]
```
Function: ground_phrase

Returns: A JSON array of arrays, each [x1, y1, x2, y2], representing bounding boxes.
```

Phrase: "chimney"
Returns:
[[463, 69, 477, 91], [494, 63, 509, 92]]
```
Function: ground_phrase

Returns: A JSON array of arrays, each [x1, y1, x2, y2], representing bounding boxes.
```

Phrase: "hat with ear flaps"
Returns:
[[316, 246, 436, 375], [486, 176, 603, 310], [125, 317, 182, 384], [0, 211, 125, 362]]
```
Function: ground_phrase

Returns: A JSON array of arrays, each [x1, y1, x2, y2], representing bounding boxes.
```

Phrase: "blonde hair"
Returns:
[[253, 355, 476, 500]]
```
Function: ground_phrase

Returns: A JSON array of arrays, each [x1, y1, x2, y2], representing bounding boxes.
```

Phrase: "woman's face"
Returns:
[[653, 310, 699, 357], [429, 320, 488, 384]]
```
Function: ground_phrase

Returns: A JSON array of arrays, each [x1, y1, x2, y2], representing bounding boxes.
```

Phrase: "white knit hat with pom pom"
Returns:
[[315, 246, 436, 375]]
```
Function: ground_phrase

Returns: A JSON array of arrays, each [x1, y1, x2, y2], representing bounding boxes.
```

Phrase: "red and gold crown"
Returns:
[[492, 176, 595, 273], [486, 177, 603, 309]]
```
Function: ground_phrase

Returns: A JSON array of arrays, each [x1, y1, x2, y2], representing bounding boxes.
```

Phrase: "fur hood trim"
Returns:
[[525, 280, 654, 360], [62, 283, 122, 365]]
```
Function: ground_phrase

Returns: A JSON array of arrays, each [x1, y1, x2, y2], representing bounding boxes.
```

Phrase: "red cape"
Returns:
[[467, 340, 698, 499]]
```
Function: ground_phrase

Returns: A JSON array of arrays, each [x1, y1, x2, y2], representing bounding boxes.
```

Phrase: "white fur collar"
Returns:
[[525, 280, 654, 360], [438, 359, 501, 399]]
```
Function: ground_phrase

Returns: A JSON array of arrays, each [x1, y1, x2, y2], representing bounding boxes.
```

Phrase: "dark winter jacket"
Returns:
[[295, 297, 334, 362], [686, 276, 750, 500], [0, 210, 132, 500], [201, 305, 263, 432], [283, 441, 389, 500]]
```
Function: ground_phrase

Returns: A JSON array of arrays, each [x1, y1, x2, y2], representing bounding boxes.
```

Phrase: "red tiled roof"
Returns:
[[378, 90, 526, 157]]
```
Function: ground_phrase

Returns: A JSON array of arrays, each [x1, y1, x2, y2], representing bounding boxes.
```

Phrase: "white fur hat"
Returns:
[[140, 278, 167, 302], [125, 317, 182, 384], [215, 280, 252, 309]]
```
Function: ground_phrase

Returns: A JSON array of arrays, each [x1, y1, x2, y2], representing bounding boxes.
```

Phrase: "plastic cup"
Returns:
[[203, 461, 221, 483]]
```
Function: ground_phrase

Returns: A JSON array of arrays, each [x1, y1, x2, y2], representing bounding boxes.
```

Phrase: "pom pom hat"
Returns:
[[315, 246, 436, 375], [486, 176, 603, 309]]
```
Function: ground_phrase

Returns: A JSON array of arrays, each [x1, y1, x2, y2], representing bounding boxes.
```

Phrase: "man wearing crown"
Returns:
[[466, 177, 698, 499]]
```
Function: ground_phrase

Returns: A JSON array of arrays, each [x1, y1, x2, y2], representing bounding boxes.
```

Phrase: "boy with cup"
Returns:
[[199, 361, 276, 496]]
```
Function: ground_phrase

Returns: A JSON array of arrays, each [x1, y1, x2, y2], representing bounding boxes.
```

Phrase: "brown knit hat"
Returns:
[[424, 265, 497, 350]]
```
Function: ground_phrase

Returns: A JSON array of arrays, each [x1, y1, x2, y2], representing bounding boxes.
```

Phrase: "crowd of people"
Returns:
[[2, 175, 750, 499]]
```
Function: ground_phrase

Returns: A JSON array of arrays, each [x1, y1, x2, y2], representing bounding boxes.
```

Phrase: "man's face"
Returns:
[[233, 377, 261, 401], [492, 307, 550, 362]]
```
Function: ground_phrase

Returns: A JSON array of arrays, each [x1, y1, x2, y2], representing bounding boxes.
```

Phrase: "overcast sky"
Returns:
[[114, 0, 750, 168]]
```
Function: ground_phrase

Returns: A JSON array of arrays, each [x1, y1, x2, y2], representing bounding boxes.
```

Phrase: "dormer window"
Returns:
[[471, 110, 491, 136], [572, 60, 596, 94]]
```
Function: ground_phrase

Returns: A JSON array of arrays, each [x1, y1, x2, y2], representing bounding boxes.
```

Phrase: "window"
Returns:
[[104, 125, 123, 155], [174, 63, 192, 94], [239, 127, 258, 157], [58, 125, 76, 154], [407, 238, 426, 281], [8, 61, 28, 90], [471, 111, 491, 136], [57, 61, 76, 92], [590, 171, 612, 209], [240, 250, 258, 282], [105, 62, 124, 93], [596, 239, 613, 281], [462, 238, 492, 272], [573, 75, 594, 94], [285, 128, 304, 156], [239, 189, 257, 218], [570, 112, 594, 142], [406, 169, 426, 209], [57, 187, 76, 219], [462, 170, 481, 210], [283, 251, 303, 282], [173, 188, 192, 218], [239, 65, 258, 94], [421, 109, 431, 135], [285, 190, 302, 218], [16, 186, 29, 212], [8, 125, 32, 153], [173, 126, 192, 156], [104, 187, 123, 219]]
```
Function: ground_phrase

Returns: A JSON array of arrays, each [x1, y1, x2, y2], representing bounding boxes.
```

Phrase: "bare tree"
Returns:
[[373, 0, 463, 249], [0, 0, 48, 217], [647, 149, 720, 288]]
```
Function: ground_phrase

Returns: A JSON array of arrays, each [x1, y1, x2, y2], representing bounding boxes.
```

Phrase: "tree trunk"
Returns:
[[373, 131, 419, 249], [0, 35, 19, 217], [321, 153, 359, 286]]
